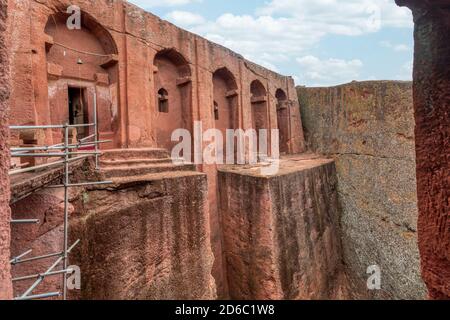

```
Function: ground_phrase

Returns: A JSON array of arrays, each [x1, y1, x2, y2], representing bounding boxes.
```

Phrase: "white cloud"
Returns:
[[296, 55, 364, 86], [179, 0, 412, 68], [380, 41, 410, 52], [165, 11, 205, 26], [129, 0, 413, 86], [130, 0, 203, 8], [257, 0, 412, 31], [190, 14, 325, 61]]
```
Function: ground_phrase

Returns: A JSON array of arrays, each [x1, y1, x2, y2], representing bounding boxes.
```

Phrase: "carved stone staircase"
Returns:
[[99, 148, 196, 179]]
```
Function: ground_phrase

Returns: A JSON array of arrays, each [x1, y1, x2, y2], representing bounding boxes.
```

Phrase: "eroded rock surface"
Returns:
[[0, 0, 12, 300], [218, 156, 353, 300], [396, 0, 450, 299], [8, 154, 216, 300], [10, 190, 68, 297], [70, 171, 216, 300], [298, 81, 427, 299], [6, 1, 306, 297]]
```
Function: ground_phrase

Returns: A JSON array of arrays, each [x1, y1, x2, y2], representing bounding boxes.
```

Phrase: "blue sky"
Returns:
[[128, 0, 413, 87]]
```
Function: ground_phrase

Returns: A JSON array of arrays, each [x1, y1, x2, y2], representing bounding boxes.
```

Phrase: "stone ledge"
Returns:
[[10, 158, 87, 203], [218, 154, 351, 299], [218, 153, 334, 178]]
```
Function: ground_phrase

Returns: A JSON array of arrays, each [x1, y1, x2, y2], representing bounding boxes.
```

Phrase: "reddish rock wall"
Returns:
[[218, 156, 352, 300], [69, 172, 216, 300], [7, 0, 304, 153], [10, 189, 68, 298], [396, 0, 450, 299], [9, 165, 216, 299], [298, 81, 426, 299], [7, 0, 306, 297], [0, 0, 12, 300]]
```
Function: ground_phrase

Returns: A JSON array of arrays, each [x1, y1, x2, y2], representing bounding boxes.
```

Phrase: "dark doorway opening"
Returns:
[[68, 87, 88, 139]]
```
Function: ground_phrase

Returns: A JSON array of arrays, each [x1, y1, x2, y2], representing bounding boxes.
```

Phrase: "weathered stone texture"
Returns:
[[7, 0, 304, 152], [218, 156, 351, 300], [298, 81, 427, 299], [69, 172, 216, 300], [10, 189, 69, 297], [396, 0, 450, 299], [7, 0, 306, 297], [8, 156, 216, 299], [0, 0, 12, 300]]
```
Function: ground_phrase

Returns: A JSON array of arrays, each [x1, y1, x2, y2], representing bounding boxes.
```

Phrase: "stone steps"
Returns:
[[100, 148, 196, 179], [100, 158, 172, 167], [101, 148, 170, 161], [101, 163, 196, 178]]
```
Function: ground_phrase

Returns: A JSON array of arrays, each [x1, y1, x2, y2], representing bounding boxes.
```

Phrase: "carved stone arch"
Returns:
[[275, 88, 287, 102], [250, 80, 267, 99], [153, 48, 192, 157], [154, 48, 192, 78], [44, 10, 119, 146]]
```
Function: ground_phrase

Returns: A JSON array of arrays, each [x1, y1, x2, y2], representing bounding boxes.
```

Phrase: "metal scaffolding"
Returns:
[[8, 96, 112, 300]]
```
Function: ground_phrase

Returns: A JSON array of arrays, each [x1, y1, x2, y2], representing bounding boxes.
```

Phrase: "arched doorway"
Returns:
[[153, 49, 192, 154], [250, 80, 268, 155], [276, 89, 289, 154], [44, 12, 119, 145]]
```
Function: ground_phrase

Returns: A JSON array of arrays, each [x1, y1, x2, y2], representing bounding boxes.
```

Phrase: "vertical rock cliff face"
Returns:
[[396, 0, 450, 299], [69, 172, 217, 300], [218, 157, 352, 300], [298, 81, 427, 299], [10, 189, 68, 297], [8, 159, 216, 300], [0, 0, 12, 300]]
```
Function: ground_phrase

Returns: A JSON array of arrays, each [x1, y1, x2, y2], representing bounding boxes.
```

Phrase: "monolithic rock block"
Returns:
[[10, 190, 69, 298], [69, 171, 216, 300], [395, 0, 450, 299], [298, 81, 427, 299], [218, 157, 349, 300]]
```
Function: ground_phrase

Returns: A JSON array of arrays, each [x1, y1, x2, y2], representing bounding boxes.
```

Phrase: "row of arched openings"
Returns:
[[153, 50, 289, 154], [43, 10, 290, 154]]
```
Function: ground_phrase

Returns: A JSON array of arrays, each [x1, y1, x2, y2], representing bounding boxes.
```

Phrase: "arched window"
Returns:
[[158, 88, 169, 113]]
